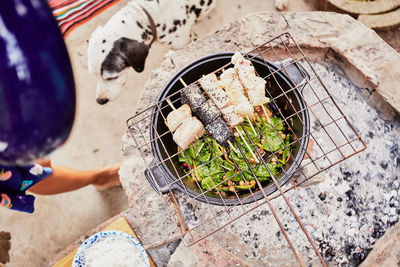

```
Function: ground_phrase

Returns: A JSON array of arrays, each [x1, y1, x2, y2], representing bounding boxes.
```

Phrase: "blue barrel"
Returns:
[[0, 0, 76, 165]]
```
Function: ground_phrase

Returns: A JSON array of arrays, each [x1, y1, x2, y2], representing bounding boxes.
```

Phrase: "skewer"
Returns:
[[216, 70, 259, 159], [166, 98, 176, 111], [231, 54, 272, 127], [180, 76, 253, 159], [179, 77, 187, 87], [164, 98, 176, 126], [245, 114, 257, 136], [227, 140, 239, 154], [235, 125, 259, 163], [261, 105, 272, 125]]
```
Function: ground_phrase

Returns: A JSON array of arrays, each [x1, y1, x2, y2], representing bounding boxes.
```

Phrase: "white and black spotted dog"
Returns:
[[88, 0, 215, 105]]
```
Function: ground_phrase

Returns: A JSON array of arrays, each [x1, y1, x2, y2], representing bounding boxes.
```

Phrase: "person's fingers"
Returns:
[[35, 159, 52, 167]]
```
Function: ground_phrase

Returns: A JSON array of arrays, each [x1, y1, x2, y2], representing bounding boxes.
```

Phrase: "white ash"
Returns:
[[175, 62, 400, 266]]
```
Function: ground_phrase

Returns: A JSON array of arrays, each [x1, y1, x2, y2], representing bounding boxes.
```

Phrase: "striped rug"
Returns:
[[48, 0, 122, 38]]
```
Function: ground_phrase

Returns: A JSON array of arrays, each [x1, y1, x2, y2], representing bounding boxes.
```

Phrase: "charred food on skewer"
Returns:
[[192, 95, 234, 147], [198, 71, 244, 128], [199, 72, 243, 127], [195, 99, 221, 125], [196, 75, 237, 146], [181, 84, 206, 113], [205, 117, 234, 147]]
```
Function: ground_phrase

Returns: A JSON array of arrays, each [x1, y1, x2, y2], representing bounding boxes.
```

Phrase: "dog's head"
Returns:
[[87, 26, 149, 105]]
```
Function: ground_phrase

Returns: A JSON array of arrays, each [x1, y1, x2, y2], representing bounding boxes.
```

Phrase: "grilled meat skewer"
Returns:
[[195, 99, 221, 125], [219, 68, 255, 120], [199, 73, 230, 109], [181, 84, 206, 113], [166, 104, 192, 132], [205, 117, 234, 147], [194, 98, 234, 147], [180, 81, 234, 147], [231, 52, 270, 106], [165, 95, 203, 150], [173, 116, 204, 150], [198, 72, 244, 127], [220, 105, 243, 128]]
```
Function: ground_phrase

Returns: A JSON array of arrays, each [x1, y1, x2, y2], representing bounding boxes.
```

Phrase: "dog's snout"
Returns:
[[135, 66, 144, 72], [96, 98, 109, 105]]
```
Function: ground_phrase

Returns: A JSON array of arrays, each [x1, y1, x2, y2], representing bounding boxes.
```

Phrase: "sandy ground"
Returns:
[[0, 1, 341, 266]]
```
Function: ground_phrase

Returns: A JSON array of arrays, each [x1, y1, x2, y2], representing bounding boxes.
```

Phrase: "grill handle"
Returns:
[[272, 59, 310, 92], [145, 160, 175, 194]]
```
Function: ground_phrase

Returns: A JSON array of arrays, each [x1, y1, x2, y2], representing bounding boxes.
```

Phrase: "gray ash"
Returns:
[[183, 202, 198, 222]]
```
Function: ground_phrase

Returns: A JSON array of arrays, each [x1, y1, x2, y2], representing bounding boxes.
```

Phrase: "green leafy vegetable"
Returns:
[[234, 184, 255, 191], [177, 113, 293, 193], [260, 130, 284, 152], [225, 170, 241, 182], [255, 163, 279, 178], [201, 177, 215, 190], [279, 134, 291, 165], [270, 117, 284, 131]]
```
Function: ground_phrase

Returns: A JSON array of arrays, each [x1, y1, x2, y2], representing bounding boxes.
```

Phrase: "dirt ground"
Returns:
[[1, 0, 399, 266]]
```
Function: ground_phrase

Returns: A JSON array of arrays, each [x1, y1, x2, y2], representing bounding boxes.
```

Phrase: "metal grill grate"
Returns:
[[127, 32, 366, 266]]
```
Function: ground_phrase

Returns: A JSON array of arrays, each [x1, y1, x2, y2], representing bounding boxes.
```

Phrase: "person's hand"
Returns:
[[35, 159, 52, 168]]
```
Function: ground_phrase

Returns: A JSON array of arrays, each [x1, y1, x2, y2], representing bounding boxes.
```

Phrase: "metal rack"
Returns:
[[127, 33, 366, 266]]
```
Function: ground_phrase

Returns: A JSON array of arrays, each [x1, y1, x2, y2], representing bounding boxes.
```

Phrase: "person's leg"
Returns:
[[28, 161, 120, 195]]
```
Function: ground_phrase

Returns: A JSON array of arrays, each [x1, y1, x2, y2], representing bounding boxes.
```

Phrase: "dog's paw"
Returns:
[[275, 0, 289, 10]]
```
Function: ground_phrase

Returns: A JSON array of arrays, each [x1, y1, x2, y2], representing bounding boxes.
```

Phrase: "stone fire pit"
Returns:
[[119, 12, 400, 266], [321, 0, 400, 29]]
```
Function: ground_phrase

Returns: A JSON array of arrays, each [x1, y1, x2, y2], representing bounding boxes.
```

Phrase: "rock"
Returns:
[[168, 232, 250, 267], [360, 221, 400, 267], [147, 239, 181, 267], [119, 133, 181, 248], [325, 0, 400, 15], [359, 8, 400, 30], [295, 159, 326, 187]]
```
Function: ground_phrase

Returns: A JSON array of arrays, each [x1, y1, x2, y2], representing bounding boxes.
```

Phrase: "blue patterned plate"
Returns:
[[72, 230, 150, 267]]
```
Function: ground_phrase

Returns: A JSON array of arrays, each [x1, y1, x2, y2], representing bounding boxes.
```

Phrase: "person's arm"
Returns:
[[28, 163, 120, 195]]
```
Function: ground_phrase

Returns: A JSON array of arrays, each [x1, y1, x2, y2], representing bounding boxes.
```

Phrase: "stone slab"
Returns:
[[147, 239, 181, 267], [120, 11, 400, 266], [327, 0, 400, 15], [168, 232, 250, 267], [360, 220, 400, 267], [359, 8, 400, 30], [119, 133, 182, 248]]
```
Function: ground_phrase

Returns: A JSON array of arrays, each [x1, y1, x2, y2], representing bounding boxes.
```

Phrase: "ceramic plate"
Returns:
[[72, 230, 150, 267]]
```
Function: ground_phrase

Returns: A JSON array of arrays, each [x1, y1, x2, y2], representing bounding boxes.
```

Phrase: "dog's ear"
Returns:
[[118, 38, 149, 73], [100, 38, 150, 76]]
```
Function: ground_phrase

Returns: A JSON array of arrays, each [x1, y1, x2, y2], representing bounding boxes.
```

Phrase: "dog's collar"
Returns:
[[140, 5, 157, 47]]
